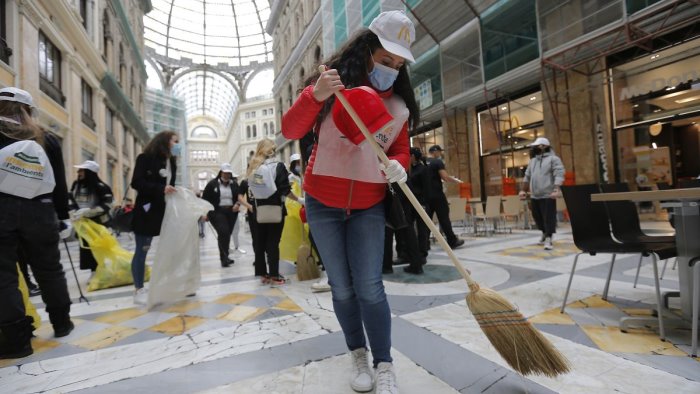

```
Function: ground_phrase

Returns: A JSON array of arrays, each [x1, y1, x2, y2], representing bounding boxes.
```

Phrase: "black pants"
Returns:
[[0, 196, 71, 325], [531, 198, 557, 236], [210, 208, 238, 263], [426, 193, 458, 246], [17, 247, 37, 287], [249, 212, 284, 277], [384, 194, 425, 270], [411, 205, 430, 259]]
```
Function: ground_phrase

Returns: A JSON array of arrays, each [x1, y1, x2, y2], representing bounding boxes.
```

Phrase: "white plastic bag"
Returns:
[[147, 187, 213, 309]]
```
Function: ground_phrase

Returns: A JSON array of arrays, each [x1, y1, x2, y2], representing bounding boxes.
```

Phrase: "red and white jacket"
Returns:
[[282, 84, 409, 210]]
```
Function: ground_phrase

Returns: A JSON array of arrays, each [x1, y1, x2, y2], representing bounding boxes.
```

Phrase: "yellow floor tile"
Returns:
[[274, 298, 303, 312], [94, 308, 147, 324], [528, 308, 576, 325], [163, 301, 204, 313], [149, 316, 206, 336], [581, 325, 686, 355], [621, 308, 655, 317], [217, 306, 265, 322], [214, 293, 256, 305], [567, 295, 614, 309], [264, 288, 285, 297], [71, 326, 140, 350]]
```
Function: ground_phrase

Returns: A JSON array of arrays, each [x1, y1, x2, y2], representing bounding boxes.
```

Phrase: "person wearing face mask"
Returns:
[[202, 163, 239, 268], [282, 10, 418, 394], [129, 130, 179, 305], [68, 160, 114, 273], [519, 137, 565, 250]]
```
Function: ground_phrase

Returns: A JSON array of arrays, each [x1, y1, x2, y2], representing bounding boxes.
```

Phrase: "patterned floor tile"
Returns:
[[528, 307, 575, 325], [71, 326, 141, 350], [581, 325, 687, 355], [163, 300, 205, 313], [213, 293, 257, 305], [567, 295, 615, 309], [94, 308, 147, 324], [121, 311, 180, 329], [217, 305, 265, 322], [497, 241, 579, 260], [273, 298, 303, 312], [149, 315, 206, 336]]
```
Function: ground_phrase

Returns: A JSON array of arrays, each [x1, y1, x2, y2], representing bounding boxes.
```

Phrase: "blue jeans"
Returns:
[[131, 234, 152, 289], [305, 195, 392, 366]]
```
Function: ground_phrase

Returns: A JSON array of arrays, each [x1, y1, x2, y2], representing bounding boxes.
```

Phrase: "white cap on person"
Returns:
[[0, 87, 35, 108], [74, 160, 100, 173], [220, 163, 234, 174], [530, 137, 551, 147], [290, 153, 301, 163], [369, 10, 415, 62]]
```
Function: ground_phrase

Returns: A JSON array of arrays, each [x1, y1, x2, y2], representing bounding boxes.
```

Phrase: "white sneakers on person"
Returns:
[[544, 237, 553, 250], [375, 362, 398, 394], [537, 233, 546, 245], [311, 273, 331, 293], [236, 248, 247, 254], [350, 348, 374, 392], [134, 288, 148, 305]]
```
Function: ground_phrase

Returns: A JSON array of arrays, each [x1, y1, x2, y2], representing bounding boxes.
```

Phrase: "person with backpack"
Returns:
[[129, 130, 180, 305], [0, 87, 74, 359], [202, 163, 239, 267], [69, 160, 114, 273], [282, 11, 418, 394], [246, 138, 295, 286]]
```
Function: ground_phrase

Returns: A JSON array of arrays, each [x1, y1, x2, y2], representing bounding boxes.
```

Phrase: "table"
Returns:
[[592, 188, 700, 320]]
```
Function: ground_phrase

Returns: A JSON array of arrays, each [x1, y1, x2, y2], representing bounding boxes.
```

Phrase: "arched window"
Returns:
[[263, 123, 268, 135], [191, 125, 217, 138], [246, 125, 251, 139], [252, 125, 257, 138], [269, 122, 275, 135]]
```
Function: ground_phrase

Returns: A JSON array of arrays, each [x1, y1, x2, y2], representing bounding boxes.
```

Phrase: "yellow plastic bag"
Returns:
[[73, 219, 150, 291], [280, 178, 308, 262], [17, 264, 40, 330]]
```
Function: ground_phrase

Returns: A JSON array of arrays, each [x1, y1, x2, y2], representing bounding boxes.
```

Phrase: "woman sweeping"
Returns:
[[282, 11, 418, 394]]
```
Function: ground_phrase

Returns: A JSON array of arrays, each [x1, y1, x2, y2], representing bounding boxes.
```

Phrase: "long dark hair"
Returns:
[[0, 101, 44, 146], [73, 169, 101, 193], [305, 29, 420, 132], [143, 130, 176, 159]]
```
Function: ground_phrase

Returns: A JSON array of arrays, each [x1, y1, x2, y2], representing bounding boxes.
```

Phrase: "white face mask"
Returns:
[[368, 62, 399, 91]]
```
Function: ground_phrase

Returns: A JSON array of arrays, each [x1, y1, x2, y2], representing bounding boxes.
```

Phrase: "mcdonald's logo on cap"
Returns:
[[397, 25, 412, 44]]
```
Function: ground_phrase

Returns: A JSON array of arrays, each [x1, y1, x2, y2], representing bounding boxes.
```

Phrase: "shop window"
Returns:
[[538, 0, 622, 52], [0, 0, 11, 64], [81, 79, 95, 130], [39, 32, 64, 105], [481, 0, 539, 81]]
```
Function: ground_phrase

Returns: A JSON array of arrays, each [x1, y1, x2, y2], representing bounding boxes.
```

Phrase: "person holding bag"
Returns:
[[246, 138, 292, 286], [202, 163, 239, 267], [69, 160, 113, 273], [129, 130, 180, 305], [282, 11, 418, 394]]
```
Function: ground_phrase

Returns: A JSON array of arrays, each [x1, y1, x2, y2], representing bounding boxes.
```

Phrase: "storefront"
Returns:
[[477, 90, 544, 196], [610, 38, 700, 187]]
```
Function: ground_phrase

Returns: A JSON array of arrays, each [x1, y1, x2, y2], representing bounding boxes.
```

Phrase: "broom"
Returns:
[[323, 66, 570, 377]]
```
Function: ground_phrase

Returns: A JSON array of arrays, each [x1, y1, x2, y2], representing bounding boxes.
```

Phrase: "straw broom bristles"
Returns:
[[466, 283, 571, 377], [324, 71, 570, 378]]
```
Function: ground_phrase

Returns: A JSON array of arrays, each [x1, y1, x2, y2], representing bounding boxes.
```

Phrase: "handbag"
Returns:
[[255, 200, 283, 223], [384, 183, 407, 230], [109, 187, 134, 232]]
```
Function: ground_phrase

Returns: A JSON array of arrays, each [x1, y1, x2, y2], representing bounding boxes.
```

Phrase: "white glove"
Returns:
[[59, 220, 73, 240], [71, 208, 91, 220], [297, 197, 305, 206], [379, 159, 407, 184]]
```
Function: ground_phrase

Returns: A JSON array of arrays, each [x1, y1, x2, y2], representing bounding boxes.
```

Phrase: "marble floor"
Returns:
[[2, 221, 698, 394]]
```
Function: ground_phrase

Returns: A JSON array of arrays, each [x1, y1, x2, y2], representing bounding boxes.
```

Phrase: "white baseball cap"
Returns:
[[74, 160, 100, 173], [530, 137, 551, 147], [220, 163, 234, 174], [369, 10, 415, 62], [0, 87, 35, 108], [290, 153, 301, 162]]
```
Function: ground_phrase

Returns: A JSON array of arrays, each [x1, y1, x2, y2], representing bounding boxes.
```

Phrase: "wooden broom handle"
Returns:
[[321, 66, 476, 287]]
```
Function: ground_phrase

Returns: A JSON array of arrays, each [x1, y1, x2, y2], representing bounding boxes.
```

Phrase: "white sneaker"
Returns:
[[544, 237, 553, 250], [134, 288, 148, 305], [375, 362, 398, 394], [236, 248, 247, 254], [311, 275, 331, 293], [537, 234, 546, 245], [349, 348, 374, 392]]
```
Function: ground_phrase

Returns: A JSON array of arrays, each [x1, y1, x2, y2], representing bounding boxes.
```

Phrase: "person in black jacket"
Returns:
[[129, 130, 179, 305], [408, 147, 431, 260], [0, 87, 74, 359], [245, 139, 293, 285], [202, 163, 239, 267], [69, 160, 113, 272]]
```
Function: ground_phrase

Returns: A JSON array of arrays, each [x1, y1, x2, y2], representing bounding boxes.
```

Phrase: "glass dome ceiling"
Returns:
[[145, 0, 273, 68]]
